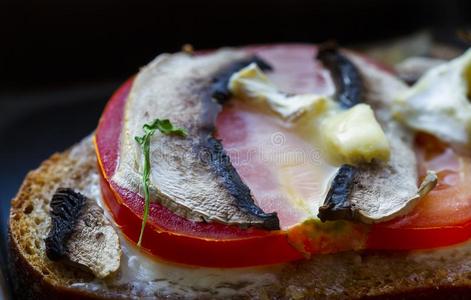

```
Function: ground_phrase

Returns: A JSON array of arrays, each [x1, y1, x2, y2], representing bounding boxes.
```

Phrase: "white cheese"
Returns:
[[320, 104, 390, 165], [229, 63, 333, 120], [394, 48, 471, 151], [74, 182, 281, 299], [229, 63, 390, 165]]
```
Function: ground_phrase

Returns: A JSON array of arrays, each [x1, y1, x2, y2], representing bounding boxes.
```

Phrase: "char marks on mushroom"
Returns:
[[201, 137, 279, 229], [45, 188, 121, 278], [317, 45, 437, 223], [113, 49, 280, 229], [318, 165, 357, 222], [211, 56, 273, 104], [46, 188, 87, 261], [316, 42, 363, 109]]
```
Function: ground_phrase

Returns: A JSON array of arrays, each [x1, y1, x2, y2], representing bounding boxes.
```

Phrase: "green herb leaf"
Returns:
[[134, 118, 187, 247]]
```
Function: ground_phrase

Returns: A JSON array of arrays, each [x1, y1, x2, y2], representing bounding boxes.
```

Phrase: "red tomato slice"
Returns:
[[95, 44, 372, 267], [95, 44, 471, 267], [368, 134, 471, 249], [95, 78, 304, 267]]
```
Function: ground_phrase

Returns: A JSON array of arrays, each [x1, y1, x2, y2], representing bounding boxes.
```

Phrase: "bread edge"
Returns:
[[6, 143, 471, 299]]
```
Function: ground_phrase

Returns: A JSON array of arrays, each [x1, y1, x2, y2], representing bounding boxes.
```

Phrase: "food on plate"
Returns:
[[45, 188, 121, 278], [8, 43, 471, 299], [394, 48, 471, 153]]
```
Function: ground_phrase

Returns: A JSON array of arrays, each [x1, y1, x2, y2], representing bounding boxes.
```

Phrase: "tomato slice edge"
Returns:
[[94, 46, 471, 266]]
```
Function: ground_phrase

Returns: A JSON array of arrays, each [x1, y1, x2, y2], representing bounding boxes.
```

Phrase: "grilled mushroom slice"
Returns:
[[46, 188, 121, 278], [46, 188, 87, 261], [318, 165, 357, 221], [113, 49, 280, 230], [318, 46, 437, 223], [317, 42, 363, 109], [317, 44, 363, 222]]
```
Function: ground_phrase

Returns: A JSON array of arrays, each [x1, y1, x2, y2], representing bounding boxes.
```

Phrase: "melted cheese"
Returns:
[[320, 104, 390, 165], [71, 183, 281, 298], [229, 63, 333, 120], [229, 63, 390, 165], [394, 48, 471, 151]]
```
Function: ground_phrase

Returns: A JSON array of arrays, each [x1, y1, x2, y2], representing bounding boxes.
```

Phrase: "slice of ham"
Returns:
[[217, 102, 338, 229], [218, 46, 436, 226]]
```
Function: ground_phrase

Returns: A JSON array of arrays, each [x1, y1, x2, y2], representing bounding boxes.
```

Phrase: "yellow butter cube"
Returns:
[[320, 104, 390, 165]]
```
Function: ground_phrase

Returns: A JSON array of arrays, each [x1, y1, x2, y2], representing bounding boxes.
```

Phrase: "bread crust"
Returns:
[[7, 137, 112, 300], [8, 229, 104, 300], [8, 136, 471, 300], [7, 51, 471, 298]]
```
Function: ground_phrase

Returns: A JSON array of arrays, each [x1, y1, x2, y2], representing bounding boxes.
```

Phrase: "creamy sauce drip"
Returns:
[[71, 183, 281, 299]]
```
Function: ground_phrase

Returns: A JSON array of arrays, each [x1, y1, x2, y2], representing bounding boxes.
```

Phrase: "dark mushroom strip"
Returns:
[[46, 188, 87, 260], [113, 50, 280, 230], [45, 187, 121, 278], [317, 48, 437, 223], [211, 56, 273, 104], [317, 42, 363, 109], [202, 137, 279, 229], [316, 44, 363, 222], [318, 165, 357, 222]]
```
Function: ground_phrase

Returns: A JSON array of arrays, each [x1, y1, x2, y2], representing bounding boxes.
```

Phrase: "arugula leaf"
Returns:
[[134, 119, 187, 246]]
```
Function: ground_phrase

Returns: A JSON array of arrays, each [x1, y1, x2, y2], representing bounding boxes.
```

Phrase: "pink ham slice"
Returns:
[[216, 45, 338, 229]]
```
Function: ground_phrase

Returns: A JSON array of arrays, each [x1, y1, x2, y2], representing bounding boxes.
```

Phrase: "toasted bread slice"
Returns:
[[8, 135, 471, 299], [8, 136, 105, 299]]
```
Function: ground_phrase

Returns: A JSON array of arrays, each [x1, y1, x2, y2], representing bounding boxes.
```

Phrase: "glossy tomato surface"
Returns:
[[95, 76, 305, 267], [368, 134, 471, 249], [95, 45, 372, 267], [95, 44, 471, 267]]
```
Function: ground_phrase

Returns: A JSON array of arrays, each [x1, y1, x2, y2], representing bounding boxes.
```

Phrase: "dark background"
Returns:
[[2, 0, 471, 90], [0, 0, 470, 299]]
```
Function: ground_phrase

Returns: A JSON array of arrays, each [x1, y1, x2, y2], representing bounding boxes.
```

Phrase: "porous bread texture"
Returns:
[[8, 53, 471, 299], [8, 136, 102, 298], [8, 132, 471, 300], [278, 246, 471, 299]]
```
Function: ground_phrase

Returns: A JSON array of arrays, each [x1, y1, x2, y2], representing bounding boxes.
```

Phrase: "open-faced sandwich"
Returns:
[[8, 43, 471, 299]]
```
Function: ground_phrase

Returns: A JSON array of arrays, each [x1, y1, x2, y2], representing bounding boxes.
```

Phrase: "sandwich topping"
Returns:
[[317, 46, 437, 223], [133, 118, 188, 246], [394, 48, 471, 153], [226, 44, 436, 225], [228, 62, 390, 165], [112, 50, 280, 230], [46, 188, 121, 278], [94, 44, 471, 268]]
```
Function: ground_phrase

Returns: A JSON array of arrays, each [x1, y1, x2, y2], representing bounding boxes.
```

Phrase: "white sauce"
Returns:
[[70, 179, 281, 299]]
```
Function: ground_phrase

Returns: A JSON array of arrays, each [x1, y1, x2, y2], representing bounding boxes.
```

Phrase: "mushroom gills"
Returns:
[[46, 188, 87, 261]]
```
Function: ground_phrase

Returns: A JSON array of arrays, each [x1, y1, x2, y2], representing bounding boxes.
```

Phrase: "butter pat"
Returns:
[[229, 63, 390, 165], [320, 104, 390, 165], [229, 63, 333, 120], [394, 48, 471, 151]]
